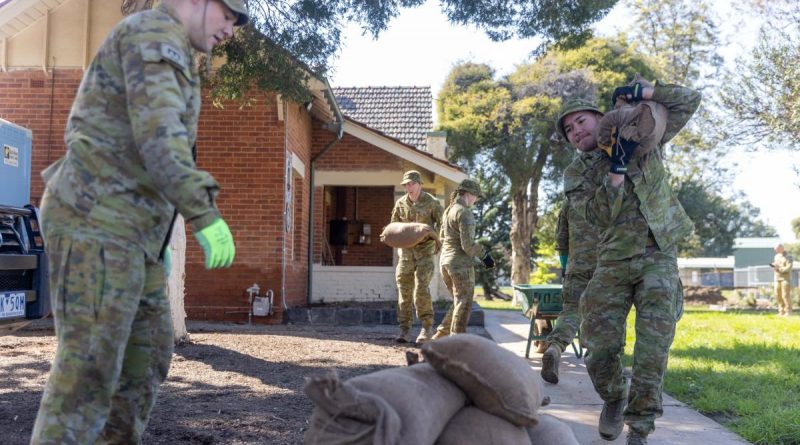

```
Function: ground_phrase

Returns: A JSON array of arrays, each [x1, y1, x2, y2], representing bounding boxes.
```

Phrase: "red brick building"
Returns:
[[0, 0, 466, 323]]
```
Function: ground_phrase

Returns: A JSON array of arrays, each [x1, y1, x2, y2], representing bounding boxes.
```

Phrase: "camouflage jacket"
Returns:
[[440, 197, 485, 267], [41, 3, 219, 260], [390, 191, 443, 256], [559, 151, 604, 274], [773, 253, 793, 281], [575, 82, 701, 261]]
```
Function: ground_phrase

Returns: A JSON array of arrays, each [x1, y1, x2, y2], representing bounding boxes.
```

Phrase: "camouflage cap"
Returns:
[[457, 178, 484, 198], [401, 170, 423, 185], [556, 98, 603, 140], [221, 0, 249, 26]]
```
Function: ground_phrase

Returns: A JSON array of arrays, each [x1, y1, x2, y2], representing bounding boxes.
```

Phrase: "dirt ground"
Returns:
[[0, 321, 485, 444]]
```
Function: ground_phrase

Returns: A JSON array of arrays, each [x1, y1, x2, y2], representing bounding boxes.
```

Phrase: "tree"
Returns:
[[122, 0, 620, 102], [721, 1, 800, 146], [438, 37, 658, 288], [472, 160, 513, 300], [675, 179, 778, 257]]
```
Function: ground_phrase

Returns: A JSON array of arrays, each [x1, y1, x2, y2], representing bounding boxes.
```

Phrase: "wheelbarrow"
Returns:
[[513, 284, 583, 359]]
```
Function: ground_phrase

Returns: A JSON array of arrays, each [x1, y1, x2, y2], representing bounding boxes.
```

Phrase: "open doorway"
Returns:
[[323, 186, 394, 266]]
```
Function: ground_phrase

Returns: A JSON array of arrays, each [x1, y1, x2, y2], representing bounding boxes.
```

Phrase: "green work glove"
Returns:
[[559, 254, 568, 270], [194, 218, 235, 269]]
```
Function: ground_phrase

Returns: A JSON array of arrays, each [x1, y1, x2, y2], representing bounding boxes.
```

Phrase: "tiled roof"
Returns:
[[332, 86, 433, 151]]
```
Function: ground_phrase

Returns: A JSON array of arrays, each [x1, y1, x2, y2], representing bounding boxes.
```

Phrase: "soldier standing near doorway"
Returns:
[[772, 243, 794, 316], [30, 1, 248, 443], [391, 170, 444, 343]]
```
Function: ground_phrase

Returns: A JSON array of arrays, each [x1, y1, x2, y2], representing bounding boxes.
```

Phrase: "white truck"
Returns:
[[0, 119, 49, 334]]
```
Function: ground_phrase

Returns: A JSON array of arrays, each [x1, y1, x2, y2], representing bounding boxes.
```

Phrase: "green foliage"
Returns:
[[529, 242, 558, 284], [198, 0, 621, 102], [721, 2, 800, 146], [472, 161, 513, 296], [675, 179, 778, 256]]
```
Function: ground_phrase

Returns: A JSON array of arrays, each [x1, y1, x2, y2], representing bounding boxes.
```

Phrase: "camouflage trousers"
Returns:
[[395, 250, 435, 330], [435, 264, 475, 336], [580, 246, 683, 436], [775, 280, 793, 315], [546, 271, 592, 352], [31, 193, 173, 445]]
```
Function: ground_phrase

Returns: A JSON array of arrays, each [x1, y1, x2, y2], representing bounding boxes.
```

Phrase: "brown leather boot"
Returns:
[[599, 391, 628, 441], [415, 326, 434, 344], [395, 328, 411, 343], [541, 344, 561, 384]]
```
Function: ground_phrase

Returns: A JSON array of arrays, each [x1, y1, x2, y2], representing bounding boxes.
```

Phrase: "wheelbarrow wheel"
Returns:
[[533, 319, 553, 353]]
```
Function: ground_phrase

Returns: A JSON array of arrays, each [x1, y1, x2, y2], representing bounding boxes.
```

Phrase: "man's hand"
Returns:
[[482, 252, 495, 269], [194, 218, 236, 269], [611, 82, 644, 106], [559, 254, 568, 279], [600, 126, 639, 174]]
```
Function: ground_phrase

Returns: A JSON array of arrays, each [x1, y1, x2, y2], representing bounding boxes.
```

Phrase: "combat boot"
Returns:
[[541, 344, 561, 384], [395, 328, 411, 343], [626, 430, 648, 445], [415, 326, 434, 344], [599, 393, 627, 441]]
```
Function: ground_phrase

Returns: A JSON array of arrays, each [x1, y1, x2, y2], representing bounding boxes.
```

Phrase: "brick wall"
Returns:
[[0, 69, 81, 203], [311, 126, 402, 264], [324, 186, 393, 267], [0, 69, 315, 321]]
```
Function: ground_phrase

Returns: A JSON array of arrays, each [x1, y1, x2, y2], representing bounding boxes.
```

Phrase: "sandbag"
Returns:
[[436, 406, 532, 445], [527, 413, 580, 445], [380, 222, 440, 249], [597, 101, 668, 157], [421, 334, 544, 427], [304, 363, 467, 445], [598, 73, 668, 157]]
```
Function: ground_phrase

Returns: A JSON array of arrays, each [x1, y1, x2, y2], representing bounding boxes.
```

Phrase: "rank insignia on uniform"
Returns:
[[160, 44, 186, 70]]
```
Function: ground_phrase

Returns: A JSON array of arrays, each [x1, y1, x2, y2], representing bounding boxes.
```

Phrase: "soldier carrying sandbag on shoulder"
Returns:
[[391, 170, 444, 344]]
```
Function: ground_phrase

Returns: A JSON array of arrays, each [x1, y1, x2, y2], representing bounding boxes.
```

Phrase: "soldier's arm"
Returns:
[[457, 208, 485, 258], [567, 171, 625, 228], [555, 204, 569, 255], [432, 198, 444, 232], [778, 258, 793, 273], [122, 35, 219, 231], [390, 201, 401, 223], [650, 82, 702, 145]]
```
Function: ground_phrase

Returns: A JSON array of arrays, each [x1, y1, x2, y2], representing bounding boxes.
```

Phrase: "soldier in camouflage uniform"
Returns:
[[541, 99, 605, 385], [433, 179, 493, 338], [772, 243, 793, 316], [391, 170, 444, 344], [30, 1, 248, 444], [564, 82, 700, 445]]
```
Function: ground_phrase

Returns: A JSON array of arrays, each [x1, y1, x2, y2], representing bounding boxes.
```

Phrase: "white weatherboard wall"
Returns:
[[312, 266, 397, 303]]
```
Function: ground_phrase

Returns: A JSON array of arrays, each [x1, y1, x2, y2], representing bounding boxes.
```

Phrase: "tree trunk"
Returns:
[[509, 184, 532, 305], [167, 215, 188, 344]]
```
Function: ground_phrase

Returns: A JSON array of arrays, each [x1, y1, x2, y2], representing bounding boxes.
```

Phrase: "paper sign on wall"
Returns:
[[3, 144, 18, 167]]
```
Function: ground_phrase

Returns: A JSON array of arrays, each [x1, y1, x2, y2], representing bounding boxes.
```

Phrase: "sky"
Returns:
[[329, 0, 799, 242]]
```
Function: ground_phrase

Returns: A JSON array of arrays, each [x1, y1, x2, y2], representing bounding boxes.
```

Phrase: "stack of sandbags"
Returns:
[[597, 74, 668, 157], [304, 363, 466, 445], [304, 334, 579, 445], [423, 335, 578, 445], [379, 222, 440, 249]]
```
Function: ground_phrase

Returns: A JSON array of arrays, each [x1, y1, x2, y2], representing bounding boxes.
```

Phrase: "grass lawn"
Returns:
[[474, 286, 519, 311], [623, 308, 800, 444]]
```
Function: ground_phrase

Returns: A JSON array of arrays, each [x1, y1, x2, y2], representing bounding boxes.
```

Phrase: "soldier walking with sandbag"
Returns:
[[541, 99, 605, 385], [433, 179, 495, 338], [391, 170, 444, 343], [565, 78, 700, 445], [772, 243, 793, 316]]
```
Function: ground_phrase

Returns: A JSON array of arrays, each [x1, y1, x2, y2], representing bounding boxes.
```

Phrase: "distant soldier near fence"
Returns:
[[772, 243, 793, 316]]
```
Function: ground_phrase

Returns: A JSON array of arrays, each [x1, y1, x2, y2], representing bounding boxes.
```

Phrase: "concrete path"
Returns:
[[483, 309, 750, 445]]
